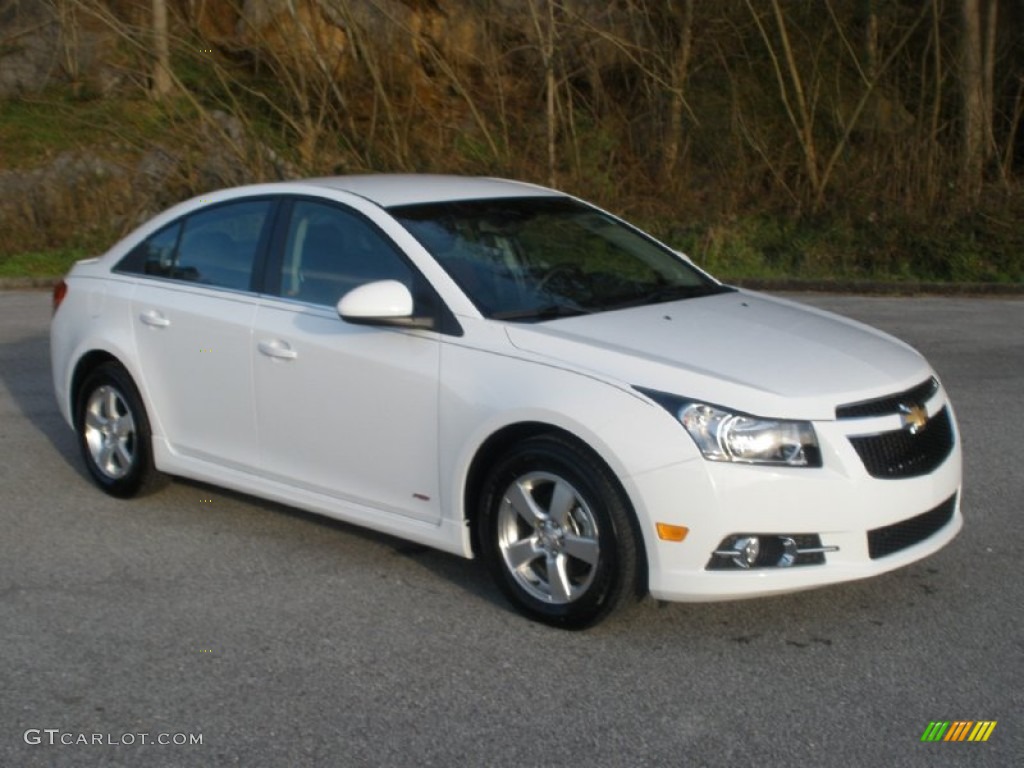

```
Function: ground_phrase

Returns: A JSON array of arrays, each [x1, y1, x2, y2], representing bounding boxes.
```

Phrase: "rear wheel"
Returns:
[[479, 435, 640, 629], [76, 362, 163, 498]]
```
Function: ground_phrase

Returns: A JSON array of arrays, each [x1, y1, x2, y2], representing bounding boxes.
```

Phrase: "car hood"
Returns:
[[503, 290, 932, 420]]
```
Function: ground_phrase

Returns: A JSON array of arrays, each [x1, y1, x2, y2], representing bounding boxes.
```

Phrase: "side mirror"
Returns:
[[337, 280, 433, 329], [673, 249, 695, 265]]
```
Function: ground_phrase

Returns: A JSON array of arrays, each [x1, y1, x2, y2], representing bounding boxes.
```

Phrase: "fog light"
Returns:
[[778, 536, 798, 567], [707, 533, 838, 570], [734, 536, 760, 568]]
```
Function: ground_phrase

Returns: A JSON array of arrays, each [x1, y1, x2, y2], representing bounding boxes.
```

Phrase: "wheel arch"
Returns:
[[71, 349, 167, 497], [463, 421, 649, 596], [69, 350, 159, 438], [70, 350, 124, 420]]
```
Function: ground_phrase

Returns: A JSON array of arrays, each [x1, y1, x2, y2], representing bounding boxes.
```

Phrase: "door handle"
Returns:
[[139, 309, 170, 327], [257, 339, 298, 360]]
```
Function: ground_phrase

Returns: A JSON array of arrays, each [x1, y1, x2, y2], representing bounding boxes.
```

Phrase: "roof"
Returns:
[[301, 174, 561, 208]]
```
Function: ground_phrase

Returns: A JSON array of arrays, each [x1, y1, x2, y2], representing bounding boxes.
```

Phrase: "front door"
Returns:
[[252, 199, 442, 523]]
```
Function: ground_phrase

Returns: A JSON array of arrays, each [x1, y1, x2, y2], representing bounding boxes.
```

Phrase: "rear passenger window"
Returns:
[[116, 200, 272, 291]]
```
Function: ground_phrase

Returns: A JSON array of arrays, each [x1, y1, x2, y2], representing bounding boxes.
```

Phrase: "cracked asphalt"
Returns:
[[1, 289, 1021, 767]]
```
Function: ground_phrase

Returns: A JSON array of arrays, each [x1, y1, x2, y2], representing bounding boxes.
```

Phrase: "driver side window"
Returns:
[[279, 201, 414, 307]]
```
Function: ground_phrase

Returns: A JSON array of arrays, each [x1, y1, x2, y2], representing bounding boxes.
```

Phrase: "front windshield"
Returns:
[[390, 196, 730, 321]]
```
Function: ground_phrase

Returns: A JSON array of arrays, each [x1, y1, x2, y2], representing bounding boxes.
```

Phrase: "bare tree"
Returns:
[[960, 0, 999, 197], [151, 0, 173, 98], [529, 0, 559, 187], [864, 0, 879, 82], [662, 0, 694, 180], [746, 0, 822, 207]]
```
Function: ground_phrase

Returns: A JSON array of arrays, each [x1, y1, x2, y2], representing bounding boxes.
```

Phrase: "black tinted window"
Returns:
[[118, 223, 181, 278], [117, 200, 272, 291], [278, 200, 414, 306], [392, 197, 729, 320]]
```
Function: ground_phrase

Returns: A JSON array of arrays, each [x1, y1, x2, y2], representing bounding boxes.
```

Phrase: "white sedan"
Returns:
[[50, 175, 962, 628]]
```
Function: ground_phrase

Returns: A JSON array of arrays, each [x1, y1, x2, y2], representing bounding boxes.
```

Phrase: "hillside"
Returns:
[[1, 0, 1021, 283]]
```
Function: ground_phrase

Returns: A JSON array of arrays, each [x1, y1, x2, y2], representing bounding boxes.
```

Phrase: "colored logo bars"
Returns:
[[921, 721, 997, 742]]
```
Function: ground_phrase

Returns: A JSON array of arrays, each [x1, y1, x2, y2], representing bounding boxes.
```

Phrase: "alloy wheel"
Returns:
[[496, 471, 601, 604], [83, 384, 137, 480]]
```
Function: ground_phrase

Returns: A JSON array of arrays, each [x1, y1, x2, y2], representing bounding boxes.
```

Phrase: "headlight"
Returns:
[[636, 389, 821, 468]]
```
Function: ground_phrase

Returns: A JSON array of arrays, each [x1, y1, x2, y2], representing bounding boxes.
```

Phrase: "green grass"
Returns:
[[0, 89, 175, 170], [2, 212, 1021, 284], [655, 212, 1024, 285], [0, 247, 92, 278]]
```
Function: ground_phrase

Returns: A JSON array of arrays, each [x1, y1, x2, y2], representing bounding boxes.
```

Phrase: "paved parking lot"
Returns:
[[1, 289, 1021, 767]]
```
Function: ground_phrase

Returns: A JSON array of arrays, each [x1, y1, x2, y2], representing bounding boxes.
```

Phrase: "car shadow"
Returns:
[[0, 329, 91, 484], [171, 475, 517, 616]]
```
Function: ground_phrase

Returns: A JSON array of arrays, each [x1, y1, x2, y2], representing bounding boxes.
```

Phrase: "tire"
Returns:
[[75, 362, 164, 498], [479, 434, 640, 629]]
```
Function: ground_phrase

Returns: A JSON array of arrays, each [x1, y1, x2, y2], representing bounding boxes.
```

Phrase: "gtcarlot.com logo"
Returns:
[[24, 729, 203, 746], [920, 721, 997, 742]]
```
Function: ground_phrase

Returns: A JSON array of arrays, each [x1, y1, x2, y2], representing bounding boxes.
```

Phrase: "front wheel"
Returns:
[[479, 435, 640, 629], [76, 362, 164, 498]]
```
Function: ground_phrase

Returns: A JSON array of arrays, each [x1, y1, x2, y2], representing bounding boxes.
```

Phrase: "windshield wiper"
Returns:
[[609, 283, 734, 310], [492, 304, 591, 322]]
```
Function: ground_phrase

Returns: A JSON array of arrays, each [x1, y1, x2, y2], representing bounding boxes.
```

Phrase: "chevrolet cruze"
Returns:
[[50, 175, 962, 627]]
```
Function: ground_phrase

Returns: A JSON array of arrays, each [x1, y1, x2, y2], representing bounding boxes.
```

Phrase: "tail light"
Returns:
[[52, 279, 68, 314]]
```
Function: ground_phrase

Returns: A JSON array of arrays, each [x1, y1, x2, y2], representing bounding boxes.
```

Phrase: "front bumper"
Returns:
[[631, 389, 963, 603]]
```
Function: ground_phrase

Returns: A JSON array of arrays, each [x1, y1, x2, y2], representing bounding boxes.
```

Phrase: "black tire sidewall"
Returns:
[[75, 363, 156, 498], [480, 435, 637, 629]]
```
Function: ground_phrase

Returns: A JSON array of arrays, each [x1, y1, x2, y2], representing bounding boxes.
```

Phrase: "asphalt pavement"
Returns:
[[1, 289, 1021, 767]]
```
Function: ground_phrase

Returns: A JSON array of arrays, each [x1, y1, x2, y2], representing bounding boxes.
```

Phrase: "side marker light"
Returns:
[[656, 523, 689, 542]]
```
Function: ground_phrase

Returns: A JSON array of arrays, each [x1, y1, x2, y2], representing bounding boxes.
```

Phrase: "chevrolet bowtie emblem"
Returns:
[[899, 402, 929, 434]]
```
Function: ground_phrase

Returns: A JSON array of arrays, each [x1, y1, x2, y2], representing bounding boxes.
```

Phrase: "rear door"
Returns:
[[122, 198, 275, 471]]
